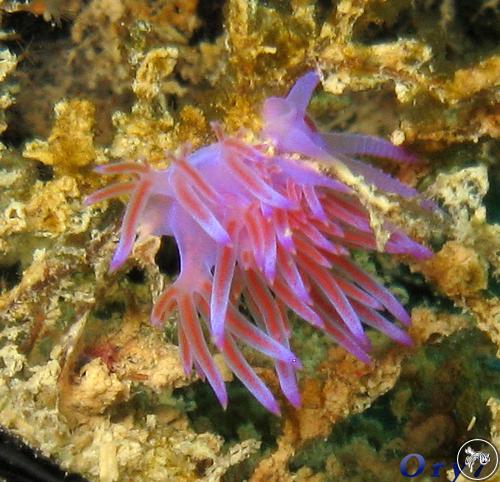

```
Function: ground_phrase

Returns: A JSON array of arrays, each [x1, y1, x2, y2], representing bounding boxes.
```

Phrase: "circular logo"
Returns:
[[457, 438, 499, 481]]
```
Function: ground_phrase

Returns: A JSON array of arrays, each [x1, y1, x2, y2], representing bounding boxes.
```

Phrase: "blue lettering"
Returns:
[[431, 462, 445, 477], [400, 453, 425, 478], [449, 462, 466, 482], [474, 464, 485, 477]]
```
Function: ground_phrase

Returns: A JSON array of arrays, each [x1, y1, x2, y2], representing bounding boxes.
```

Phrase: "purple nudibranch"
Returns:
[[85, 71, 432, 415]]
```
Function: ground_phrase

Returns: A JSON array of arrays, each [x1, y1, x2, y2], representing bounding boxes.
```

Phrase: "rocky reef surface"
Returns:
[[0, 1, 498, 481]]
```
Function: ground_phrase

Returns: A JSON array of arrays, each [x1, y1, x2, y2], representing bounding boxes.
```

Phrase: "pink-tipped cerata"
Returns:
[[86, 70, 434, 413]]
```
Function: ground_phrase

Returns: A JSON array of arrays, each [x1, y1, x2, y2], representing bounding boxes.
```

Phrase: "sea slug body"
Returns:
[[85, 71, 432, 414]]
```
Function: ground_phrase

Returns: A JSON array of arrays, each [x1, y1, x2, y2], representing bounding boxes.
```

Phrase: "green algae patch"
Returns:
[[288, 328, 500, 481]]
